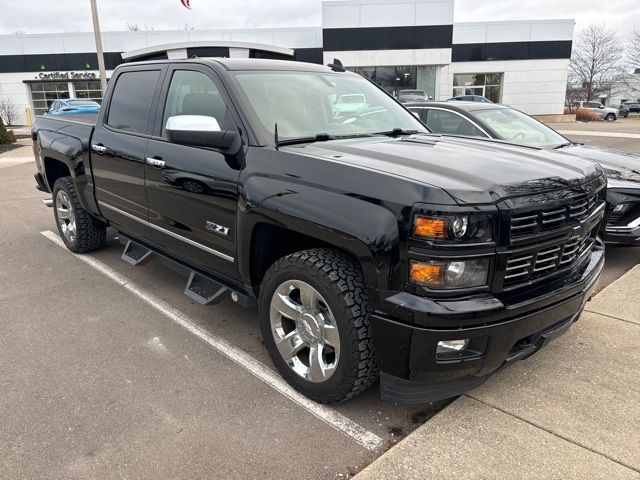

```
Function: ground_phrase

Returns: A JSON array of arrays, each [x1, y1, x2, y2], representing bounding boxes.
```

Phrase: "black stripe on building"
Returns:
[[323, 25, 453, 51], [452, 40, 573, 62], [0, 52, 124, 74], [293, 48, 324, 64]]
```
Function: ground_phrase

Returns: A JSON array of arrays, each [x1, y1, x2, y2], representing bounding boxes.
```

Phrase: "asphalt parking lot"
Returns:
[[1, 125, 640, 479]]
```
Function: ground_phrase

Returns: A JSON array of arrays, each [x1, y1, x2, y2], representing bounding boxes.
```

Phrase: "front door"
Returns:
[[91, 67, 165, 241], [144, 66, 242, 280]]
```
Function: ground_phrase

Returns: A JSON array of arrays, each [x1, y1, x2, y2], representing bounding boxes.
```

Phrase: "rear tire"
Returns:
[[259, 248, 378, 403], [52, 176, 106, 253]]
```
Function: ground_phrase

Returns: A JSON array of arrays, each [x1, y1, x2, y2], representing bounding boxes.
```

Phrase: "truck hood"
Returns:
[[293, 134, 603, 204], [555, 144, 640, 184]]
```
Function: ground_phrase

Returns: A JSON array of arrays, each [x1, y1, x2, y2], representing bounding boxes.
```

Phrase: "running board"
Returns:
[[117, 234, 257, 308], [121, 239, 153, 266], [184, 271, 228, 305]]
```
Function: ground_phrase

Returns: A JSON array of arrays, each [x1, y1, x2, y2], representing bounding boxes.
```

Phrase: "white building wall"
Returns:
[[0, 27, 323, 56], [453, 20, 575, 44], [438, 60, 570, 115], [323, 0, 454, 28], [0, 72, 32, 125], [446, 20, 575, 115], [0, 70, 112, 125]]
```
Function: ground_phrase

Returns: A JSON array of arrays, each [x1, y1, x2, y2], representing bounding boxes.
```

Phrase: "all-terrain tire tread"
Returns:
[[261, 248, 378, 404], [53, 177, 106, 253]]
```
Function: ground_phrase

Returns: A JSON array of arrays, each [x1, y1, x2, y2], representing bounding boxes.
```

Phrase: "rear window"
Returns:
[[107, 70, 161, 134]]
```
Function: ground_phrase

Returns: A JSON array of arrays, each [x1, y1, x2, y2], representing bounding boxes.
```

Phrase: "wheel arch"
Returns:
[[237, 200, 400, 302]]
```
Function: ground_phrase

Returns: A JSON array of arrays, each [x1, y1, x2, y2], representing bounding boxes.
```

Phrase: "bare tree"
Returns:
[[182, 24, 195, 31], [569, 25, 624, 102], [127, 23, 154, 31], [0, 98, 18, 126], [629, 30, 640, 71], [12, 30, 25, 35]]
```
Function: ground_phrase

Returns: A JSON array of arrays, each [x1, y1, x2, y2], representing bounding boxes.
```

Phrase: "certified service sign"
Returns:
[[38, 71, 98, 80]]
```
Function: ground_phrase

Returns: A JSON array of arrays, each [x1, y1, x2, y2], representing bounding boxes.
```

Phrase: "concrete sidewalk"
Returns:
[[357, 265, 640, 479]]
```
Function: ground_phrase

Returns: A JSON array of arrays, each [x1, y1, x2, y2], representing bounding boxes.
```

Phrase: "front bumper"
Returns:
[[371, 241, 604, 404]]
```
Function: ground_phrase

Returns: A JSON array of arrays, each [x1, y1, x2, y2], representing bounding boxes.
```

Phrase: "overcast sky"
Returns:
[[0, 0, 638, 38]]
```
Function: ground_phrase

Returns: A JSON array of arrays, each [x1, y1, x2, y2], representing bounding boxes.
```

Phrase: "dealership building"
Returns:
[[0, 0, 574, 125]]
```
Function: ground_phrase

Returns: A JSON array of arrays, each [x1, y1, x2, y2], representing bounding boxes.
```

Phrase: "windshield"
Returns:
[[233, 71, 427, 140], [473, 108, 568, 148]]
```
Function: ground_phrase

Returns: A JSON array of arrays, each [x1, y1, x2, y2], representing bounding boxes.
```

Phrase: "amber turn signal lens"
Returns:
[[414, 216, 447, 239], [410, 261, 445, 286]]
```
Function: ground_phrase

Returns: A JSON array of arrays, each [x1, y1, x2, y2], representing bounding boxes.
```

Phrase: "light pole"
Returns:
[[89, 0, 108, 94]]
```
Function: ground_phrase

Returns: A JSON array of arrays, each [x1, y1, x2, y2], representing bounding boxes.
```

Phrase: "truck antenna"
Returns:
[[328, 58, 346, 72], [274, 123, 280, 150]]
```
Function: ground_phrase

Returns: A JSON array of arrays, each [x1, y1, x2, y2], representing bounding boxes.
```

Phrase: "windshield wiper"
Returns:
[[277, 132, 379, 147], [374, 128, 420, 137], [553, 142, 580, 149], [277, 133, 335, 147]]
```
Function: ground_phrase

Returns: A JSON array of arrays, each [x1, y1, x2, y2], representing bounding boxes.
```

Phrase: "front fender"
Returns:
[[237, 175, 403, 298]]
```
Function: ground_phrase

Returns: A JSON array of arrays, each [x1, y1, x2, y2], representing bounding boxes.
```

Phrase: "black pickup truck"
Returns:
[[33, 58, 606, 404]]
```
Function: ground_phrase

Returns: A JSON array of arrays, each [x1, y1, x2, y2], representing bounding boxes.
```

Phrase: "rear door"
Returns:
[[91, 65, 166, 241], [144, 64, 242, 280]]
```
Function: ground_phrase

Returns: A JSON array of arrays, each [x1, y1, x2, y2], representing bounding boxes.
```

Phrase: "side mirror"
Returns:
[[166, 115, 238, 149]]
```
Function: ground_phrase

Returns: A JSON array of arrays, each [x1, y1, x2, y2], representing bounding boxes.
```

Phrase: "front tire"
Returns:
[[52, 176, 106, 253], [259, 249, 378, 403], [605, 113, 616, 121]]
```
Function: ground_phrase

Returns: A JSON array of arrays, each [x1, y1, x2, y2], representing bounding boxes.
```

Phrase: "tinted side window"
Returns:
[[107, 70, 161, 134], [408, 107, 427, 123], [426, 110, 486, 137], [162, 70, 232, 135]]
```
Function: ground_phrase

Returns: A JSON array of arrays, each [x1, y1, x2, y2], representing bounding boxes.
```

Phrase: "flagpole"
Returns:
[[89, 0, 108, 94]]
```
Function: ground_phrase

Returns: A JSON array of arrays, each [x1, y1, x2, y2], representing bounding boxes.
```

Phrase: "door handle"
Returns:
[[146, 157, 166, 168], [91, 143, 107, 154]]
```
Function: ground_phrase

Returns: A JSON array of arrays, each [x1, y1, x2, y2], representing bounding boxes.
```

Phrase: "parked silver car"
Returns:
[[582, 101, 618, 121]]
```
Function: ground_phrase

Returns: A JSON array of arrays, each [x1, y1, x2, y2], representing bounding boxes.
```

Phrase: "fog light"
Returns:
[[613, 204, 626, 212], [436, 339, 470, 354]]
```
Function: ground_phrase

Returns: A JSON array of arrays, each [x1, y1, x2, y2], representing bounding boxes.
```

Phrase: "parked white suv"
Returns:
[[582, 101, 618, 121]]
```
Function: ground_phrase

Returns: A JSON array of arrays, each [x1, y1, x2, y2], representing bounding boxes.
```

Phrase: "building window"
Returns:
[[73, 81, 103, 104], [453, 73, 503, 102], [350, 65, 437, 99], [29, 80, 106, 117], [29, 82, 70, 116]]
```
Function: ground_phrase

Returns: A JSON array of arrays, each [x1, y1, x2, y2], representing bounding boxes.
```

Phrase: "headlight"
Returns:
[[413, 213, 493, 242], [410, 258, 489, 289]]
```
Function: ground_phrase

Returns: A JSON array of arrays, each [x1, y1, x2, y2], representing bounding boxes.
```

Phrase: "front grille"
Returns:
[[510, 193, 598, 238], [504, 234, 593, 286]]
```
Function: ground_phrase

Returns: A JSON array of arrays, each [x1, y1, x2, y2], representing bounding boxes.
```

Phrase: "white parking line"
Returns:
[[41, 230, 383, 451]]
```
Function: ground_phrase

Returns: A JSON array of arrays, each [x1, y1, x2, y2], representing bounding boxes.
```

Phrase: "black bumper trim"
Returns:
[[380, 310, 580, 404], [372, 246, 603, 404]]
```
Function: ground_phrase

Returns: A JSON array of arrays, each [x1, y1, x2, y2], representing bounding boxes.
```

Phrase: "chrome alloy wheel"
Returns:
[[55, 190, 76, 243], [269, 280, 341, 383]]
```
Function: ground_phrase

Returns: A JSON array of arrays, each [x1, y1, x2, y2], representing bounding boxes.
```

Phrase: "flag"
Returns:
[[181, 0, 191, 9]]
